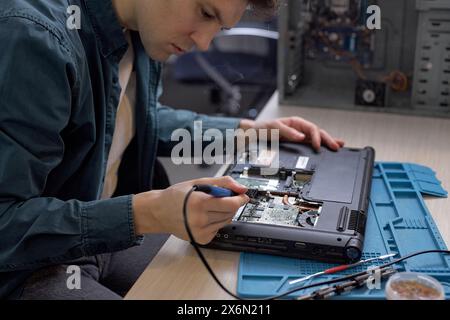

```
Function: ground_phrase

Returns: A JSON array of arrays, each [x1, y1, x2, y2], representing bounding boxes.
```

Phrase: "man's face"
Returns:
[[135, 0, 248, 62]]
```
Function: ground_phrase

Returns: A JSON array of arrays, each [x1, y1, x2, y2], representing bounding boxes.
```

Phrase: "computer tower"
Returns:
[[278, 0, 450, 117]]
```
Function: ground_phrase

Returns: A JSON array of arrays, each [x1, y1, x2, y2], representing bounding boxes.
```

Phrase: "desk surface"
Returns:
[[125, 92, 450, 300]]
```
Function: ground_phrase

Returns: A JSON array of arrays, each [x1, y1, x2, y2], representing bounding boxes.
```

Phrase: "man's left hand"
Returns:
[[240, 117, 345, 152]]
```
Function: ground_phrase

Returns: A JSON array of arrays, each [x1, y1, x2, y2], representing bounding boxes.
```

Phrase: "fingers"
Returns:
[[251, 117, 345, 152], [187, 212, 235, 245], [319, 129, 340, 151], [205, 194, 249, 213], [282, 117, 321, 151], [199, 216, 236, 245], [277, 121, 305, 142], [203, 195, 248, 224], [318, 130, 346, 151], [336, 139, 346, 147], [192, 176, 248, 195], [300, 121, 321, 151], [280, 117, 345, 152], [185, 184, 249, 244]]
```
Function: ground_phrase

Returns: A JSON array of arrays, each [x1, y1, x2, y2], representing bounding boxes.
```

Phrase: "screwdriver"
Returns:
[[194, 184, 239, 198], [289, 253, 397, 285]]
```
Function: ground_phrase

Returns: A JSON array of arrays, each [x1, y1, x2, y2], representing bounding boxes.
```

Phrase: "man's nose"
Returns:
[[191, 29, 217, 52]]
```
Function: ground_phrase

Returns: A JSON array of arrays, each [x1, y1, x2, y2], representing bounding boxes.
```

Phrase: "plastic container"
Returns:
[[385, 272, 445, 300]]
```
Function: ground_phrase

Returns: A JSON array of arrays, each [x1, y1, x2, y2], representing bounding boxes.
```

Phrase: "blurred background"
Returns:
[[159, 0, 450, 184], [158, 10, 279, 182], [159, 11, 278, 120]]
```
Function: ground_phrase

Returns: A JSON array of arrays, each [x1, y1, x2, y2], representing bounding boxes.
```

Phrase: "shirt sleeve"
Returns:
[[0, 16, 141, 272], [155, 69, 242, 157]]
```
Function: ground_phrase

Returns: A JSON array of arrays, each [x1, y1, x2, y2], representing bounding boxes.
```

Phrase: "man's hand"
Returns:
[[240, 117, 345, 152], [132, 176, 249, 245]]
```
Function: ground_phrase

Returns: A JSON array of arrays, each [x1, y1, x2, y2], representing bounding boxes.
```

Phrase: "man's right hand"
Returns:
[[132, 176, 249, 245]]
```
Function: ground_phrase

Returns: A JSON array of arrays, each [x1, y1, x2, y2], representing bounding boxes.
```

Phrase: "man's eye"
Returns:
[[201, 9, 215, 20]]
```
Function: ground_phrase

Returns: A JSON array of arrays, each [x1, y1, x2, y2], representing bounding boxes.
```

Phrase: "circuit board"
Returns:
[[235, 176, 279, 191], [234, 192, 322, 229], [232, 168, 313, 194], [229, 148, 323, 229], [303, 0, 376, 67]]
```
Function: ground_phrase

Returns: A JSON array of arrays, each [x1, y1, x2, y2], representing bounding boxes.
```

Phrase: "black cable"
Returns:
[[183, 187, 242, 299], [183, 186, 450, 300], [183, 186, 280, 300]]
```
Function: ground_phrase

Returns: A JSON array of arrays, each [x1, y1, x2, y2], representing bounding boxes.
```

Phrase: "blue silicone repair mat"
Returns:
[[237, 162, 450, 299]]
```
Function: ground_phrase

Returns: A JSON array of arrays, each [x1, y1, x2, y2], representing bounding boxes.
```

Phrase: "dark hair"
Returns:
[[248, 0, 279, 17]]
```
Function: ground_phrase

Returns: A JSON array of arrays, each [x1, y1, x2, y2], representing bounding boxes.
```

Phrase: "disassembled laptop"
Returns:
[[205, 143, 375, 263]]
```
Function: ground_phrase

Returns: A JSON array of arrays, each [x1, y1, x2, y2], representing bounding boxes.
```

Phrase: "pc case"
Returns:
[[278, 0, 450, 117]]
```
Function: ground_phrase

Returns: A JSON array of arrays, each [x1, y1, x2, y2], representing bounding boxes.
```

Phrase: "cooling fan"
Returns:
[[355, 80, 386, 107]]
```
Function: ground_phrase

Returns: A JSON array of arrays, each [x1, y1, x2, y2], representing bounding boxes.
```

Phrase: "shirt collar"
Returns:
[[83, 0, 128, 58]]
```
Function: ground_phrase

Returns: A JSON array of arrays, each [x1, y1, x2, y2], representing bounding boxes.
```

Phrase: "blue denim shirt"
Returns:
[[0, 0, 240, 298]]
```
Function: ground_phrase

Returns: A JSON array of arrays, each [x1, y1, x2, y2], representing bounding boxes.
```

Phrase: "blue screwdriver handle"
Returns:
[[194, 184, 238, 198]]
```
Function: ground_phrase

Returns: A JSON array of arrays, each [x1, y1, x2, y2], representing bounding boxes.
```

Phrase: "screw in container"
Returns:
[[385, 272, 445, 300]]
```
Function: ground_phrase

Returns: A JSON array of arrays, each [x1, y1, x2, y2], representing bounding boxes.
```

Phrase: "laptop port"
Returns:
[[294, 242, 307, 249], [258, 238, 271, 244]]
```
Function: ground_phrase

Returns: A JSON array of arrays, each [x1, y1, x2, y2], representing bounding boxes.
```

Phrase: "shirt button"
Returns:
[[112, 76, 119, 84]]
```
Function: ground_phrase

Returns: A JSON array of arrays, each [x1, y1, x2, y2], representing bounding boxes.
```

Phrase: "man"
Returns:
[[0, 0, 344, 299]]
